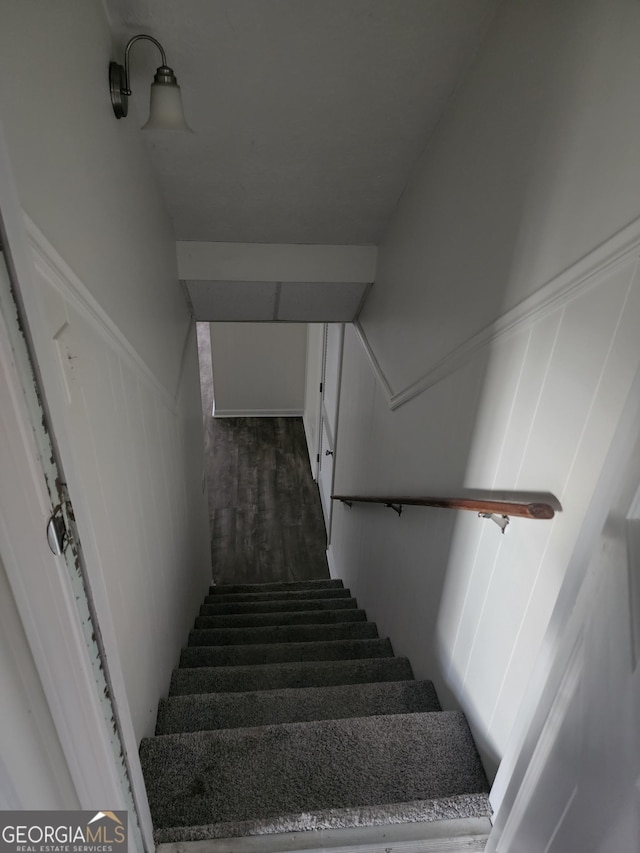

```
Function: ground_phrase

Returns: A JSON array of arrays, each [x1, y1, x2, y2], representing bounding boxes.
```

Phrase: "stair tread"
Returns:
[[204, 588, 351, 604], [209, 579, 342, 595], [180, 637, 393, 669], [200, 597, 358, 616], [156, 680, 441, 733], [187, 621, 378, 647], [141, 711, 489, 831], [170, 656, 414, 695], [195, 608, 367, 629]]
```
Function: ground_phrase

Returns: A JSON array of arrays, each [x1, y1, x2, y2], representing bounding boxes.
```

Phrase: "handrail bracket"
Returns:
[[340, 499, 353, 508], [385, 502, 403, 517], [479, 512, 510, 534]]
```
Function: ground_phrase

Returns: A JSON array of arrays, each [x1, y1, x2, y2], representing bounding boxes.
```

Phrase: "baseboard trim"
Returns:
[[213, 409, 304, 418]]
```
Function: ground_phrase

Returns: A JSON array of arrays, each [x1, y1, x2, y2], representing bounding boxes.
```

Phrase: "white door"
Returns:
[[0, 247, 148, 845], [317, 323, 344, 538], [490, 369, 640, 852]]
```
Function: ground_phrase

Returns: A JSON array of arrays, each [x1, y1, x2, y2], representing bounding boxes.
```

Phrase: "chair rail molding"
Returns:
[[24, 215, 189, 413], [355, 216, 640, 410]]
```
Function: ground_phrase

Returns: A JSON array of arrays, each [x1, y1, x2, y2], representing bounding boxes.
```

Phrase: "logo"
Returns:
[[0, 811, 127, 853]]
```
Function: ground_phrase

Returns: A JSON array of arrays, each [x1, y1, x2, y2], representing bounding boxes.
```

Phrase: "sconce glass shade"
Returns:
[[142, 75, 192, 132]]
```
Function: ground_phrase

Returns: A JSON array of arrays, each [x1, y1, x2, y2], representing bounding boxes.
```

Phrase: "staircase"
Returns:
[[140, 579, 491, 850]]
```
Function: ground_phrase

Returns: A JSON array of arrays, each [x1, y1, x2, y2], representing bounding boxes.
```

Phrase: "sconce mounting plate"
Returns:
[[109, 62, 128, 119]]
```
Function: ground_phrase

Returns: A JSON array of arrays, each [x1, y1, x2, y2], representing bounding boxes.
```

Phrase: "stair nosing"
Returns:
[[155, 680, 442, 734], [205, 589, 350, 598], [152, 794, 492, 845], [168, 656, 415, 695], [199, 598, 359, 615], [187, 622, 379, 646], [179, 637, 394, 668], [171, 655, 412, 676], [159, 679, 436, 705], [145, 709, 467, 744], [209, 579, 343, 594], [194, 608, 368, 628]]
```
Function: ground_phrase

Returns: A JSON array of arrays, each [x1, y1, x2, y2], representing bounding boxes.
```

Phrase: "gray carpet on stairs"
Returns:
[[156, 680, 441, 733], [140, 712, 488, 834], [188, 620, 378, 646], [180, 637, 394, 668], [170, 656, 415, 695], [200, 596, 358, 616], [145, 579, 491, 844], [209, 579, 344, 594], [195, 607, 367, 629], [204, 588, 351, 604]]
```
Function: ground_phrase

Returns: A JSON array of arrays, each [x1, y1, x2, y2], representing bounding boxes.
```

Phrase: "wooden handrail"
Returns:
[[331, 494, 555, 520]]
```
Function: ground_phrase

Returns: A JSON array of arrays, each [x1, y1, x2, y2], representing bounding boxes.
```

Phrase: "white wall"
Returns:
[[330, 0, 640, 781], [211, 322, 307, 416], [0, 552, 79, 810], [303, 324, 325, 476], [0, 3, 188, 390], [0, 0, 210, 749]]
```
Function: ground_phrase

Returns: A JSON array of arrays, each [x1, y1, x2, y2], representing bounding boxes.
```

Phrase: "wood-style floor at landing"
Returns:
[[204, 416, 329, 586]]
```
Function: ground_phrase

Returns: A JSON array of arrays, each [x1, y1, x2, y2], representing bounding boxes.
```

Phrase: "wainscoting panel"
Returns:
[[332, 218, 640, 784], [25, 219, 211, 746]]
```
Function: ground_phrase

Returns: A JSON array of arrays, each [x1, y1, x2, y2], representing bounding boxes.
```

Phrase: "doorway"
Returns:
[[317, 323, 345, 540]]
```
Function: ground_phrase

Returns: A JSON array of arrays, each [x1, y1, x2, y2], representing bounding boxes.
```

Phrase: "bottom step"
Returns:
[[156, 816, 492, 852]]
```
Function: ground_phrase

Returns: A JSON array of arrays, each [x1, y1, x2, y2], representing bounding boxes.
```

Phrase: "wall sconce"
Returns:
[[109, 34, 192, 131]]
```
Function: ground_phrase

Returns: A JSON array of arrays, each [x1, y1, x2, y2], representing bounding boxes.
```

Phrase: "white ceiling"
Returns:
[[105, 0, 499, 246]]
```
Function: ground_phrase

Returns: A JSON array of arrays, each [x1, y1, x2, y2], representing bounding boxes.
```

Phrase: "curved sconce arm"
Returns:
[[122, 34, 168, 97], [109, 33, 191, 131]]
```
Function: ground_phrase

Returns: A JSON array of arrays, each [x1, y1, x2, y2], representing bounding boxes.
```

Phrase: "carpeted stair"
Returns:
[[141, 578, 490, 846]]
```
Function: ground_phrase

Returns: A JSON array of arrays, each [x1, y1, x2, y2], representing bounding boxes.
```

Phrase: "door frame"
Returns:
[[0, 114, 151, 850], [317, 323, 344, 542], [316, 322, 329, 483]]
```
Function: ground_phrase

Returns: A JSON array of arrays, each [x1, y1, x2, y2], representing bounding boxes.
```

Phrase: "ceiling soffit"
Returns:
[[181, 240, 376, 322]]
